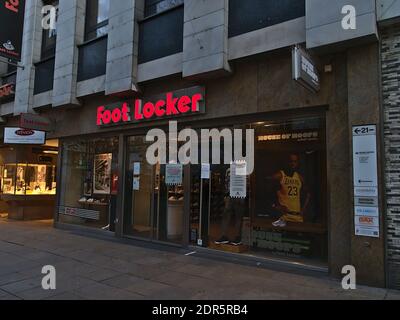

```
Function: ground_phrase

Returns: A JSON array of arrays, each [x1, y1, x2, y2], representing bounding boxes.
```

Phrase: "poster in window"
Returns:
[[93, 153, 112, 194], [255, 129, 324, 226]]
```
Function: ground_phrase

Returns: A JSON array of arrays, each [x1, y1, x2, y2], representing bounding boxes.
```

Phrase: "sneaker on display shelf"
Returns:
[[272, 218, 287, 228], [214, 236, 230, 245]]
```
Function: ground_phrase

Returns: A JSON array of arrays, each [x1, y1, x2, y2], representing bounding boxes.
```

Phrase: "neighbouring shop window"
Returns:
[[41, 0, 59, 60], [0, 147, 57, 196], [58, 137, 119, 231], [192, 116, 327, 264], [85, 0, 110, 41], [144, 0, 184, 17]]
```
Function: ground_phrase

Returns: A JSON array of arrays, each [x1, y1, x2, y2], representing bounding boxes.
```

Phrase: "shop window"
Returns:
[[58, 137, 119, 231], [190, 116, 327, 264], [229, 0, 306, 38], [85, 0, 110, 41], [144, 0, 184, 17], [138, 5, 184, 64], [1, 163, 56, 195]]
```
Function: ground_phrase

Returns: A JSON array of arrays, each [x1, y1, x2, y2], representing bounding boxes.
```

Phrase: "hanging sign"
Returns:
[[352, 125, 379, 238], [4, 127, 45, 145], [292, 45, 320, 93], [0, 0, 26, 61]]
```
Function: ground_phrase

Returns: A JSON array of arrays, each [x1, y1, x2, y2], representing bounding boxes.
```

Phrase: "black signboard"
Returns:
[[0, 0, 26, 61]]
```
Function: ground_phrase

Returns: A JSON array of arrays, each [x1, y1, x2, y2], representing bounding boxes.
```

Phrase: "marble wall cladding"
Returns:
[[382, 26, 400, 290]]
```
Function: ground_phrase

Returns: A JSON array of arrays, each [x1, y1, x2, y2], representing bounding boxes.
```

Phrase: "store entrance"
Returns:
[[123, 136, 185, 244]]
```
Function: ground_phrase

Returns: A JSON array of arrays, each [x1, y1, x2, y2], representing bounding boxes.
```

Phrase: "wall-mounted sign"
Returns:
[[4, 127, 46, 145], [96, 86, 206, 127], [292, 45, 320, 93], [0, 83, 15, 99], [352, 125, 379, 238], [258, 131, 319, 142], [19, 113, 53, 132], [0, 0, 26, 61]]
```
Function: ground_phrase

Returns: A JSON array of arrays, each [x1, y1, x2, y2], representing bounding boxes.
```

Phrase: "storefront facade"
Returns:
[[0, 0, 388, 287], [41, 45, 383, 286]]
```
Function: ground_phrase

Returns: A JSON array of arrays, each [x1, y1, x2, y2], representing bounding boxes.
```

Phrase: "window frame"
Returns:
[[143, 0, 184, 19], [84, 0, 110, 42]]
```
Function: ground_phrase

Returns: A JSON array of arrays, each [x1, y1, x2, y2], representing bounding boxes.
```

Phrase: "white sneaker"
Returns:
[[272, 219, 287, 227]]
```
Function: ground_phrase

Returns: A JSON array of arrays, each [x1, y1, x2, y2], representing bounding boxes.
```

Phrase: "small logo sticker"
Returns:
[[15, 129, 34, 136], [3, 40, 15, 51]]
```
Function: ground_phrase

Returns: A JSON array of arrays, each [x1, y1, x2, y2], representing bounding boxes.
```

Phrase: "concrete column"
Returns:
[[347, 43, 385, 287], [52, 0, 85, 107], [105, 0, 144, 96], [183, 0, 231, 79], [13, 0, 43, 115]]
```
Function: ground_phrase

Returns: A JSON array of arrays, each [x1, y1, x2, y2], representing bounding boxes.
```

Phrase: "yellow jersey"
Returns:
[[277, 170, 302, 214]]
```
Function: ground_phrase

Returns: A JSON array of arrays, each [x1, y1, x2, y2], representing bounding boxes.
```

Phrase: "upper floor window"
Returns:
[[145, 0, 184, 17], [41, 0, 59, 60], [85, 0, 110, 41], [228, 0, 305, 38]]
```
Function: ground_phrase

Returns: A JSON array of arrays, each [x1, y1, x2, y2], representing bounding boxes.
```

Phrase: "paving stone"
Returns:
[[0, 276, 43, 294], [0, 219, 399, 300]]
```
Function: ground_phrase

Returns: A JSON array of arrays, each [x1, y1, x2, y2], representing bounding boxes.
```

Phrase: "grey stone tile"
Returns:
[[73, 282, 144, 300], [0, 276, 42, 294], [47, 292, 86, 300], [0, 272, 32, 286], [101, 274, 144, 290]]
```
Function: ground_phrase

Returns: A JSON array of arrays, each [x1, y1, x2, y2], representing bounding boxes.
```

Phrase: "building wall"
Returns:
[[382, 25, 400, 290]]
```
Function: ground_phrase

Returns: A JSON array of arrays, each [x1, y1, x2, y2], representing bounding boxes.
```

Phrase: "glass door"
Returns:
[[124, 136, 155, 239], [124, 136, 186, 245]]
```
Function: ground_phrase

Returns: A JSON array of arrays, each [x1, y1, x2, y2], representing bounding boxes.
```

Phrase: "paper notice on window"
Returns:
[[201, 163, 210, 179], [133, 162, 141, 175], [230, 162, 246, 199], [133, 177, 140, 191], [165, 164, 183, 186]]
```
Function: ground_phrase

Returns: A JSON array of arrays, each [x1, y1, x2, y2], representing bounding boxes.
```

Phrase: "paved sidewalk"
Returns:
[[0, 219, 399, 300]]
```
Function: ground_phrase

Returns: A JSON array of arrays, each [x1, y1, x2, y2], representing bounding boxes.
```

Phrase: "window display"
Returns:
[[197, 116, 327, 263], [58, 137, 119, 231], [1, 164, 56, 195], [93, 153, 112, 194]]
